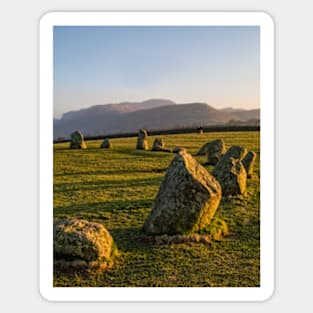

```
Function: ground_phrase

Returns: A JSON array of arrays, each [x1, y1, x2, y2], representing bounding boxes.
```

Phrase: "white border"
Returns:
[[39, 11, 274, 302]]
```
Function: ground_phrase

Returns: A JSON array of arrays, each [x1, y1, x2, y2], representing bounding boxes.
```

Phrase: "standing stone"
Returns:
[[70, 131, 87, 149], [54, 218, 115, 269], [242, 151, 257, 178], [221, 145, 247, 161], [207, 139, 227, 165], [212, 157, 247, 196], [143, 151, 222, 235], [100, 138, 112, 148], [152, 138, 164, 150], [173, 147, 187, 154], [136, 129, 149, 150], [152, 138, 171, 152], [196, 142, 210, 155]]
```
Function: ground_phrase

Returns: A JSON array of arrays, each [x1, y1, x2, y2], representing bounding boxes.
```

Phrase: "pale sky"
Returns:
[[54, 26, 259, 118]]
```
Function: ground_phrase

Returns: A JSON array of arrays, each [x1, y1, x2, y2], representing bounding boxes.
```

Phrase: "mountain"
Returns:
[[220, 107, 260, 120], [220, 107, 245, 112], [54, 99, 260, 139], [60, 99, 175, 121], [111, 103, 233, 133], [54, 99, 175, 138]]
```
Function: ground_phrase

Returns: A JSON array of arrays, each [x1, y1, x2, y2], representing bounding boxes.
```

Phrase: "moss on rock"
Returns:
[[207, 139, 226, 165], [54, 218, 115, 269], [213, 157, 247, 196], [221, 145, 247, 161], [143, 151, 222, 235], [197, 139, 226, 162]]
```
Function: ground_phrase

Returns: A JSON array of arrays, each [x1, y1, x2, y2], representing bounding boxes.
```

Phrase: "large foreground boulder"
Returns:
[[213, 157, 247, 196], [136, 129, 149, 150], [242, 151, 257, 178], [70, 131, 87, 149], [100, 138, 112, 148], [54, 218, 115, 269], [143, 151, 222, 235], [152, 138, 171, 152], [207, 139, 226, 165]]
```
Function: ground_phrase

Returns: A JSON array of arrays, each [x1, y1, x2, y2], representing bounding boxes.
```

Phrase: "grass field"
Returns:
[[53, 131, 260, 287]]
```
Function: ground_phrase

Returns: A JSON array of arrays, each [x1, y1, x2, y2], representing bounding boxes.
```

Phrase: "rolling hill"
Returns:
[[54, 99, 260, 139]]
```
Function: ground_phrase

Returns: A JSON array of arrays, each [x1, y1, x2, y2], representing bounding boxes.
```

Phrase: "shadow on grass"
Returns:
[[109, 227, 152, 252], [116, 148, 174, 158], [54, 176, 163, 193], [54, 167, 168, 177], [54, 198, 154, 215]]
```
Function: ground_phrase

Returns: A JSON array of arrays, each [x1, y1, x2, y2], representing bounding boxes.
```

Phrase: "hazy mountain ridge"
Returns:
[[60, 99, 176, 121], [54, 99, 260, 139]]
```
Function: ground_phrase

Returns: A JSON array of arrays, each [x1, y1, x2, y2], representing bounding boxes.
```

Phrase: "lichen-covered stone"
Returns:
[[207, 139, 226, 165], [136, 129, 149, 150], [100, 138, 112, 148], [70, 131, 87, 149], [143, 151, 222, 235], [197, 139, 226, 159], [242, 151, 256, 177], [212, 157, 247, 196], [54, 218, 115, 269], [196, 142, 209, 155], [221, 145, 247, 161], [152, 138, 171, 152]]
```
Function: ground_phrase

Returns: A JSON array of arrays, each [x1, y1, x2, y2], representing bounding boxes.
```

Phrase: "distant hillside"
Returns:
[[54, 99, 260, 139], [60, 99, 175, 121], [221, 107, 260, 121]]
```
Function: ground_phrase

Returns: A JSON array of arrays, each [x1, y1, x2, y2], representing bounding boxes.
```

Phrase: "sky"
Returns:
[[54, 26, 259, 118]]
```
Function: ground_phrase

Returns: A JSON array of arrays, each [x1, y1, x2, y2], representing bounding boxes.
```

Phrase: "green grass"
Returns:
[[53, 131, 260, 287]]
